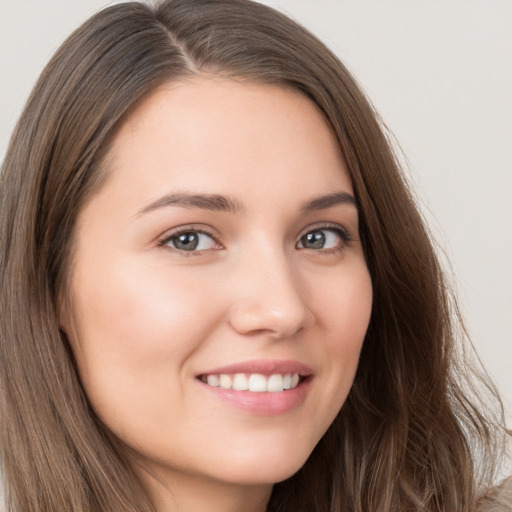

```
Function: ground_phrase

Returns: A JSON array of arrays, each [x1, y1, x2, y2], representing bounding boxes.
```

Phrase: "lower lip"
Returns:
[[197, 378, 311, 416]]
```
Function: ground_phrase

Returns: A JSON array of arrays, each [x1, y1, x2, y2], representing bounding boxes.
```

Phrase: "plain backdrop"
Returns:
[[1, 0, 511, 430]]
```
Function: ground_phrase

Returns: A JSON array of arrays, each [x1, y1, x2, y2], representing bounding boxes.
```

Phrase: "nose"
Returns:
[[227, 249, 315, 339]]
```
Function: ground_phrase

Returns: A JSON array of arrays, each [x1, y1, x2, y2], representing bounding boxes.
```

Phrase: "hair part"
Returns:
[[0, 1, 507, 511]]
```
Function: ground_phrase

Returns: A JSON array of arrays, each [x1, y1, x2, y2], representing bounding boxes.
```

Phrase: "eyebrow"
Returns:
[[136, 191, 357, 216], [301, 191, 357, 212], [137, 193, 245, 215]]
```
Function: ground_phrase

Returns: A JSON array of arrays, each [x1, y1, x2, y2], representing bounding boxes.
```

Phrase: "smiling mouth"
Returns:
[[198, 373, 307, 392]]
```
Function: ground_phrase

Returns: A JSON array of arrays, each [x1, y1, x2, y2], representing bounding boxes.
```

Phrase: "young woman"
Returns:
[[0, 1, 509, 511]]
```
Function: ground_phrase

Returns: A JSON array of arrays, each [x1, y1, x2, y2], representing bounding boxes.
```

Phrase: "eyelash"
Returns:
[[158, 223, 353, 258], [302, 223, 354, 255], [158, 225, 221, 258]]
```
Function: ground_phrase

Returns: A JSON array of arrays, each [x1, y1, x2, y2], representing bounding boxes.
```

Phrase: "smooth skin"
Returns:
[[62, 77, 373, 512]]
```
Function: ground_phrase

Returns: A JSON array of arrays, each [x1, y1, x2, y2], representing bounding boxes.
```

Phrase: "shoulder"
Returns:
[[478, 477, 512, 512]]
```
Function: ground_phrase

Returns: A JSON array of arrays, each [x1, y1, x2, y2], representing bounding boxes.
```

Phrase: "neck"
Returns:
[[137, 464, 273, 512]]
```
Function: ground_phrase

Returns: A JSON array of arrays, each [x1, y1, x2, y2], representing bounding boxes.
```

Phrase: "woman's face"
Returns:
[[64, 78, 372, 491]]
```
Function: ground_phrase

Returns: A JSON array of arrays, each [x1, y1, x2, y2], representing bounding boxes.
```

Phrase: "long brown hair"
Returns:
[[0, 1, 507, 510]]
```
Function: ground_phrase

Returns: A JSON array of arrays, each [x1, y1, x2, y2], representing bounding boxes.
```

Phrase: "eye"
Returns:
[[296, 226, 351, 252], [160, 228, 220, 252]]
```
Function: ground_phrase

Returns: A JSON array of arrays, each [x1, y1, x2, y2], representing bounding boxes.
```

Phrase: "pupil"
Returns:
[[175, 233, 199, 251], [303, 231, 325, 249]]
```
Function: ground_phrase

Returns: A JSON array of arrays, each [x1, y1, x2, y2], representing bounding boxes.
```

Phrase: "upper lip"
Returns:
[[197, 359, 313, 377]]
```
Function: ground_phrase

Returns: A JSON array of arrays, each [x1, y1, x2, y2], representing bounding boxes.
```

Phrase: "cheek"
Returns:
[[320, 261, 372, 350], [67, 256, 220, 422], [312, 263, 372, 416], [73, 254, 217, 351]]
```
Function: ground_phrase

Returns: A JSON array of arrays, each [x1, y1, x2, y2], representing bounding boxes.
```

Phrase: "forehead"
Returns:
[[100, 77, 352, 208]]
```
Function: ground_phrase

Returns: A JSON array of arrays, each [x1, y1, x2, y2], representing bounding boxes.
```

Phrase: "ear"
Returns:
[[56, 290, 72, 337], [57, 297, 81, 354]]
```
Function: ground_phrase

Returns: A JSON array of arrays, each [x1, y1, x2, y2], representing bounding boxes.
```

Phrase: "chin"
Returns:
[[211, 444, 314, 486]]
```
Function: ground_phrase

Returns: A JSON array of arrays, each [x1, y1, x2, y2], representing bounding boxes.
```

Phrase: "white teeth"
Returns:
[[219, 374, 232, 389], [207, 374, 219, 387], [248, 374, 267, 392], [267, 374, 284, 392], [202, 372, 302, 392], [232, 373, 249, 391]]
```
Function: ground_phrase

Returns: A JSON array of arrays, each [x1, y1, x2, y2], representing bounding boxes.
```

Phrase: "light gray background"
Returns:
[[1, 0, 510, 430]]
